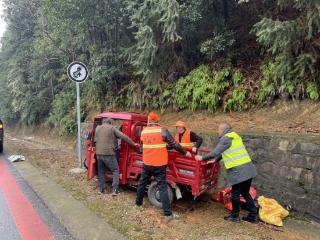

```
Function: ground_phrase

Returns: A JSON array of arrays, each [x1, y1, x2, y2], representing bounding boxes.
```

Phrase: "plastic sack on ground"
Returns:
[[8, 155, 26, 163], [212, 187, 257, 211], [258, 196, 289, 227]]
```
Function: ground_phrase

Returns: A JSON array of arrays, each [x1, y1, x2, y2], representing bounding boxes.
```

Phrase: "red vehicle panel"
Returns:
[[85, 112, 220, 203]]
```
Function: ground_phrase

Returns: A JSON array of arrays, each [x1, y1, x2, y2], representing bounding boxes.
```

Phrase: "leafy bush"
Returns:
[[158, 83, 176, 113], [45, 84, 77, 135], [175, 65, 230, 112], [255, 62, 277, 104], [255, 61, 297, 104], [256, 80, 276, 105], [224, 88, 250, 112], [232, 70, 245, 86], [307, 83, 320, 101]]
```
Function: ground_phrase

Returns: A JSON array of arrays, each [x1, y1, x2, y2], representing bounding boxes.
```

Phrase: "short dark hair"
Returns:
[[102, 118, 114, 125]]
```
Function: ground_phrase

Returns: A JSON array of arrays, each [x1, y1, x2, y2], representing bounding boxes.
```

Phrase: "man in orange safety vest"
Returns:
[[136, 112, 192, 220], [174, 120, 203, 153]]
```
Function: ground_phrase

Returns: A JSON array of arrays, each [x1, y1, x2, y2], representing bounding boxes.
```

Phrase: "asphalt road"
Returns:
[[0, 154, 74, 240]]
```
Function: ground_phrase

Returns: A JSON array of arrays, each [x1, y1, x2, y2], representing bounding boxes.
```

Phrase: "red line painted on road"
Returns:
[[0, 160, 54, 240]]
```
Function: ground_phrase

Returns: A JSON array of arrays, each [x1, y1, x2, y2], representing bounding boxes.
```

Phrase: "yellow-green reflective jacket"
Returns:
[[221, 132, 252, 169]]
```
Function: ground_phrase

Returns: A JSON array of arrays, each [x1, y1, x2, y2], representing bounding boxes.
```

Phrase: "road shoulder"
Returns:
[[12, 160, 126, 240]]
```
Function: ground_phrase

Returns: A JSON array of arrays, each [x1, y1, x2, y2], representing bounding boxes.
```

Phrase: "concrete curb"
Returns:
[[13, 161, 126, 240]]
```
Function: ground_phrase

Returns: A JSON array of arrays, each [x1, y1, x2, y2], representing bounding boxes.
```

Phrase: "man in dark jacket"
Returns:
[[94, 118, 139, 196], [195, 123, 258, 224]]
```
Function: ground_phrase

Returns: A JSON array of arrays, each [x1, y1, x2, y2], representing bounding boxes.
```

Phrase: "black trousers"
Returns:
[[136, 164, 172, 216], [231, 178, 257, 218]]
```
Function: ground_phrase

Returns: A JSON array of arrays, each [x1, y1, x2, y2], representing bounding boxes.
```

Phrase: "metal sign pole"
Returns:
[[67, 61, 89, 174], [76, 82, 82, 168]]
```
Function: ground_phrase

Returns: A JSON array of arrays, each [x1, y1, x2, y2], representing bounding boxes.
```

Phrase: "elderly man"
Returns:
[[195, 123, 258, 224], [94, 118, 139, 196], [136, 112, 192, 220], [174, 120, 203, 153]]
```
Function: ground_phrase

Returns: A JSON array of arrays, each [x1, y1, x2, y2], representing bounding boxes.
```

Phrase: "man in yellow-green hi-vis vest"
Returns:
[[195, 123, 258, 224]]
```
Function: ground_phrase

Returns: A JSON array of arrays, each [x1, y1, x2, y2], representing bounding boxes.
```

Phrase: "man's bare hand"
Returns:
[[207, 159, 216, 164], [195, 155, 203, 161], [192, 147, 198, 153], [185, 151, 192, 158], [134, 143, 141, 148]]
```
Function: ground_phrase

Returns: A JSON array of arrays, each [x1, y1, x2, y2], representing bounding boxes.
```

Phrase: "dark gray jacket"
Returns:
[[94, 124, 135, 155], [202, 128, 257, 185]]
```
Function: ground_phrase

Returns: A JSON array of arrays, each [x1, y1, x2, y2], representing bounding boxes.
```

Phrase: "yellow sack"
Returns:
[[258, 196, 289, 227]]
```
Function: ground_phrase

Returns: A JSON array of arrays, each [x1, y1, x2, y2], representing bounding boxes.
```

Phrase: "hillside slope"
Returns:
[[160, 101, 320, 135]]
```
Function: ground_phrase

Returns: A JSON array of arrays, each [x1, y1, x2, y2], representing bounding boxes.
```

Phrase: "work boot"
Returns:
[[112, 189, 120, 197], [135, 204, 144, 211], [98, 189, 107, 195], [164, 213, 179, 222], [242, 215, 259, 224], [224, 214, 240, 223]]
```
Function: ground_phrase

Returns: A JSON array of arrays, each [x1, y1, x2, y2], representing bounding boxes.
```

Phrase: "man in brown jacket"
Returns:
[[94, 118, 139, 196]]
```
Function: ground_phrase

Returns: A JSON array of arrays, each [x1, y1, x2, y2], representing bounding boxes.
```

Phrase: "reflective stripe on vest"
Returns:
[[221, 132, 251, 169], [141, 126, 168, 166], [141, 129, 162, 134], [143, 144, 167, 149], [174, 130, 194, 148]]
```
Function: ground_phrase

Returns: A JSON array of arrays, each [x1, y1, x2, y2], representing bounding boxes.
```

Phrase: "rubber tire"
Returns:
[[147, 181, 174, 208], [0, 142, 3, 154]]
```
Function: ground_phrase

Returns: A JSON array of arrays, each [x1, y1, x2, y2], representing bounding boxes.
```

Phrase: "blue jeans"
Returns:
[[96, 155, 119, 192], [136, 164, 172, 216]]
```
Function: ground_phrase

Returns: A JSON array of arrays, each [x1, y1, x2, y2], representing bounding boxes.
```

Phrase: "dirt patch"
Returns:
[[4, 132, 320, 240]]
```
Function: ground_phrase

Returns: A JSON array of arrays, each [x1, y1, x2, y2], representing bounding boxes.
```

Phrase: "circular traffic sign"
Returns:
[[67, 61, 89, 83]]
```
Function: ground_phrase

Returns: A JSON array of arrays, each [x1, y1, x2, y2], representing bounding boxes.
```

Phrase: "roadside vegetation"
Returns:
[[0, 0, 320, 135]]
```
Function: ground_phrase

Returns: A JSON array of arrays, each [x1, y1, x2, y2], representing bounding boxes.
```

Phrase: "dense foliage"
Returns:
[[0, 0, 319, 134]]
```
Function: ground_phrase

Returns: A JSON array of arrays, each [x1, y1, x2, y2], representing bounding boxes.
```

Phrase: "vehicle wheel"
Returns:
[[147, 181, 173, 208], [0, 143, 3, 153]]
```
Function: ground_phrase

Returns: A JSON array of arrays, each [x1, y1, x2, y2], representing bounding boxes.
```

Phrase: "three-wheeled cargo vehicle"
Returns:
[[85, 112, 220, 207]]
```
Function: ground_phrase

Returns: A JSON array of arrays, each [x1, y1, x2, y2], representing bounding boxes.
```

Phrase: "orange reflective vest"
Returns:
[[175, 130, 194, 148], [140, 126, 168, 166]]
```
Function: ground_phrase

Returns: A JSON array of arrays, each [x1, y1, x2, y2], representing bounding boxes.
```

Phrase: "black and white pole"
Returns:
[[67, 61, 89, 170]]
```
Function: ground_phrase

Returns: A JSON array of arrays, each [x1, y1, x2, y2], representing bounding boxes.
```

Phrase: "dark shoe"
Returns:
[[112, 189, 120, 196], [164, 213, 179, 222], [98, 190, 106, 195], [242, 216, 259, 224], [135, 204, 144, 211], [224, 215, 240, 223]]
